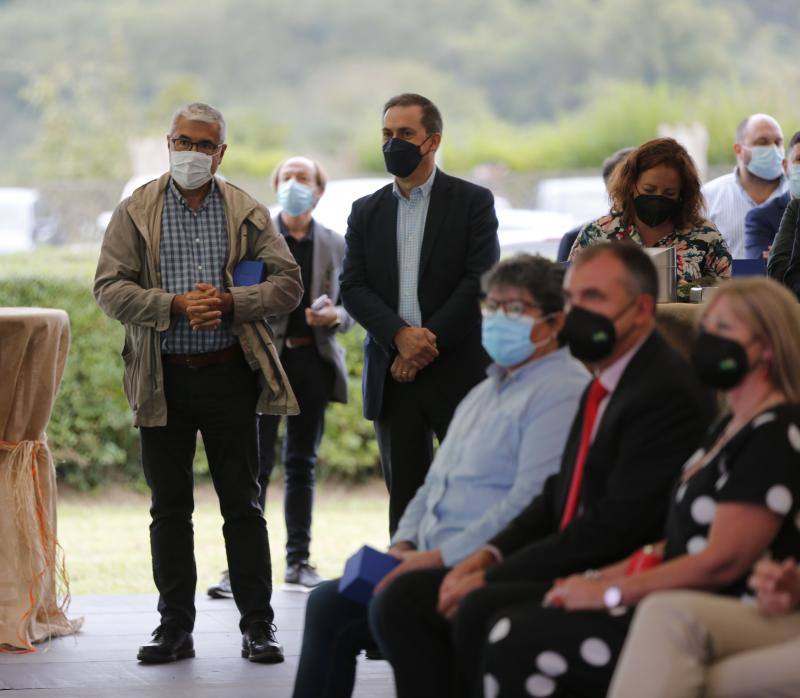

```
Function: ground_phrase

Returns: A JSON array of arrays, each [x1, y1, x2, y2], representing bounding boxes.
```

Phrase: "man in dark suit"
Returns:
[[340, 93, 500, 534], [208, 156, 354, 596], [370, 243, 716, 698], [746, 130, 800, 260]]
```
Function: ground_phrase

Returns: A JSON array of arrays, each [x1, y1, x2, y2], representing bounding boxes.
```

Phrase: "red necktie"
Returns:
[[560, 378, 609, 530]]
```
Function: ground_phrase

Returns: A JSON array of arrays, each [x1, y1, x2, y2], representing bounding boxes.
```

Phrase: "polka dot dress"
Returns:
[[478, 405, 800, 696], [664, 405, 800, 597]]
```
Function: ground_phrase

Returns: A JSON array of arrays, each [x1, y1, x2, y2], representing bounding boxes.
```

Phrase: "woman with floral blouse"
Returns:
[[569, 137, 732, 301]]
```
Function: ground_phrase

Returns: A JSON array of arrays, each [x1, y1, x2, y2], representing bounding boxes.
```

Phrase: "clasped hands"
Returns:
[[172, 282, 233, 331], [391, 326, 439, 383]]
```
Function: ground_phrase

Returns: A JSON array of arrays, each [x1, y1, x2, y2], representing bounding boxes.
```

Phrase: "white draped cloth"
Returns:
[[0, 307, 82, 651]]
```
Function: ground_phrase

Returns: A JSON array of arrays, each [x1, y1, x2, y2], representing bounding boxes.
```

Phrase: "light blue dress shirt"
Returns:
[[394, 168, 436, 327], [391, 346, 590, 566]]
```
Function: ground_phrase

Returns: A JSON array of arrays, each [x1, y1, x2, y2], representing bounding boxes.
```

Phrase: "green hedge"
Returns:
[[0, 277, 380, 488]]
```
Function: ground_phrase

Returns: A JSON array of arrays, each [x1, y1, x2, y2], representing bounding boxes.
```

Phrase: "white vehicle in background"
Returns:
[[535, 176, 611, 224], [95, 173, 162, 235], [0, 187, 62, 254], [496, 207, 578, 260]]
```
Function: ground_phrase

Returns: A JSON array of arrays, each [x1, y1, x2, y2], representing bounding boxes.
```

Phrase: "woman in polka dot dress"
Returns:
[[476, 277, 800, 698]]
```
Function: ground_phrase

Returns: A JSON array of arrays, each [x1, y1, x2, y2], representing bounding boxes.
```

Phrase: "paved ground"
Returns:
[[0, 590, 395, 697]]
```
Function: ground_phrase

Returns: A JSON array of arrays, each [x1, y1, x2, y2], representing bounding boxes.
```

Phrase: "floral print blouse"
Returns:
[[568, 212, 732, 302]]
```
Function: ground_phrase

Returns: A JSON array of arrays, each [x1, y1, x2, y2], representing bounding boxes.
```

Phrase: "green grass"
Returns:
[[0, 244, 100, 281], [58, 480, 390, 595]]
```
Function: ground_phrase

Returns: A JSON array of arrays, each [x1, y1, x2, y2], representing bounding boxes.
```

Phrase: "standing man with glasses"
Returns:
[[208, 156, 354, 596], [340, 93, 500, 535], [94, 102, 302, 664]]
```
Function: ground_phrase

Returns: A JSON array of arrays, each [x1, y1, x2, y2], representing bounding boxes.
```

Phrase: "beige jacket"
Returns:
[[94, 173, 302, 427]]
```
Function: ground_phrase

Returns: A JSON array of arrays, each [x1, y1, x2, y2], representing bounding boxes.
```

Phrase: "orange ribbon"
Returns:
[[0, 438, 67, 654]]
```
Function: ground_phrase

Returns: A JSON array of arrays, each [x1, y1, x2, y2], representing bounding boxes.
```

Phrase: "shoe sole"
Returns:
[[207, 588, 234, 599], [137, 649, 196, 663], [241, 648, 285, 664]]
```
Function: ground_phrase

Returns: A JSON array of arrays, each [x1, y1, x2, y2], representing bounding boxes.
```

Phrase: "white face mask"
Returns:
[[170, 150, 213, 190]]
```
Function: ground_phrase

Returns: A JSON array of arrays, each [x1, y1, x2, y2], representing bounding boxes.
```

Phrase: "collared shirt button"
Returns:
[[197, 265, 203, 271]]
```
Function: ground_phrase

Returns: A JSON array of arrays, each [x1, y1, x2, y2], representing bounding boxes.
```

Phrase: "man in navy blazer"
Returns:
[[745, 131, 800, 259], [340, 93, 500, 533]]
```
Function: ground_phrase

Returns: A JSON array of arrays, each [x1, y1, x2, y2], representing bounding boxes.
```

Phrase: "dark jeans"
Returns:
[[139, 356, 273, 633], [258, 345, 333, 564], [370, 568, 551, 698], [374, 370, 465, 535], [292, 579, 374, 698]]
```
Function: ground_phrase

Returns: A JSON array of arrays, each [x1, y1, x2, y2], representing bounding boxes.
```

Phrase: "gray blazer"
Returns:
[[270, 220, 354, 403]]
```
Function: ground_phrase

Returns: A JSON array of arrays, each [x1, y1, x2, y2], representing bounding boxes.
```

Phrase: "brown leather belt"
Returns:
[[284, 336, 314, 349], [162, 344, 242, 369]]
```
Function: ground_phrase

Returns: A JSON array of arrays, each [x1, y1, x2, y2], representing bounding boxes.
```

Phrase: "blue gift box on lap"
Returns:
[[338, 545, 401, 605]]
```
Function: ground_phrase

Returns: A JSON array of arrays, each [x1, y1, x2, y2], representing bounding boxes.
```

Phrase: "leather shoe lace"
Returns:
[[242, 621, 284, 663], [137, 624, 195, 663]]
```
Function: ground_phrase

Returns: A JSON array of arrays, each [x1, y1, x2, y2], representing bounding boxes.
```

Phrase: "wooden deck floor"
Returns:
[[0, 590, 395, 697]]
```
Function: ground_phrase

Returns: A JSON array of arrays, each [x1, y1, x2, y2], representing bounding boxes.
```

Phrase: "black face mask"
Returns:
[[691, 331, 751, 390], [633, 194, 679, 227], [563, 303, 632, 362], [383, 136, 429, 178]]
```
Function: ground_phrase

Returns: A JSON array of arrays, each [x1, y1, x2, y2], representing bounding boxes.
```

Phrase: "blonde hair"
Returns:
[[702, 278, 800, 402]]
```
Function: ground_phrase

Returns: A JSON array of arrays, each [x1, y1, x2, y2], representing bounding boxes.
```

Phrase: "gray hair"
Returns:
[[170, 102, 227, 143]]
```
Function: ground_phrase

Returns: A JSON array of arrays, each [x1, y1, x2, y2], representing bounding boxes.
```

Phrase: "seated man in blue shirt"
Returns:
[[745, 130, 800, 259], [291, 254, 590, 698]]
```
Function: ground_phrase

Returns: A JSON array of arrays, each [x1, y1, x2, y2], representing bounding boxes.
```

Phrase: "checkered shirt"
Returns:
[[159, 179, 236, 353]]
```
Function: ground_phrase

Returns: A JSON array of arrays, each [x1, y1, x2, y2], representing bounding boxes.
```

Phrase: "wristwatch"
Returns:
[[603, 585, 622, 609]]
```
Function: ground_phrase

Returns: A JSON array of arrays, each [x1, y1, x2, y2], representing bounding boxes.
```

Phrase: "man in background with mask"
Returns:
[[370, 242, 716, 698], [94, 103, 302, 664], [703, 113, 788, 258], [340, 93, 500, 536], [292, 254, 588, 698], [746, 130, 800, 261], [208, 156, 354, 597]]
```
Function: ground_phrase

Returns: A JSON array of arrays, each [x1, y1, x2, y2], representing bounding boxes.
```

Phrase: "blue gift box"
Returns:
[[233, 260, 266, 286], [338, 545, 401, 605]]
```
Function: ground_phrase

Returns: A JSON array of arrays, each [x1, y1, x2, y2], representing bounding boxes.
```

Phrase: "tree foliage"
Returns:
[[1, 0, 798, 181]]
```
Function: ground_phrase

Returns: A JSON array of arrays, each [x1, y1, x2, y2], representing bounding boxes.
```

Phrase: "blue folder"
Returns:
[[338, 545, 401, 605], [731, 258, 767, 277], [233, 260, 266, 286]]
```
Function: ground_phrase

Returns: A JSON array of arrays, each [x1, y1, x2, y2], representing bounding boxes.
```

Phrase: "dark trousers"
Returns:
[[258, 345, 333, 564], [292, 579, 374, 698], [374, 368, 467, 535], [139, 357, 273, 633], [370, 569, 555, 698]]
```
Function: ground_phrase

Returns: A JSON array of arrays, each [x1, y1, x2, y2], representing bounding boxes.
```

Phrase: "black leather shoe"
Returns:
[[137, 625, 195, 663], [241, 621, 284, 663]]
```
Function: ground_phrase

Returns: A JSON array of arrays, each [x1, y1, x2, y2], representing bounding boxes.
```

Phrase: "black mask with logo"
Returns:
[[562, 301, 638, 362], [383, 136, 431, 178], [633, 194, 679, 227], [691, 331, 752, 390]]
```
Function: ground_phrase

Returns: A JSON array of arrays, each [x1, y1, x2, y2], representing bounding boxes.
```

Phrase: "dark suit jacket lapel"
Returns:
[[375, 187, 399, 300], [310, 220, 324, 300], [419, 169, 452, 277], [553, 331, 663, 521]]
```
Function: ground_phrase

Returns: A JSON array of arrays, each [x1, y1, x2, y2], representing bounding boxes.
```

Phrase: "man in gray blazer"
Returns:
[[209, 156, 354, 595]]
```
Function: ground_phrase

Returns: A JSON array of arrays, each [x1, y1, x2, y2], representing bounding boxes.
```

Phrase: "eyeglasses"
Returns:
[[480, 298, 540, 320], [170, 136, 222, 156]]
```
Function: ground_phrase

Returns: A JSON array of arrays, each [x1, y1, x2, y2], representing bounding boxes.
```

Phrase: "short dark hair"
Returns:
[[483, 254, 565, 316], [789, 130, 800, 151], [571, 242, 659, 310], [383, 93, 443, 134], [602, 147, 635, 184]]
